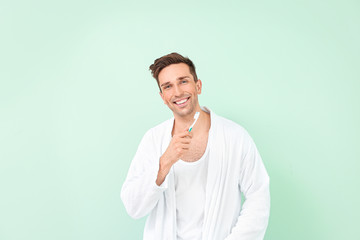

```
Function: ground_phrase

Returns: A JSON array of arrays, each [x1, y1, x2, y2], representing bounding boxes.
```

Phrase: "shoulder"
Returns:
[[211, 112, 256, 152], [142, 117, 173, 140], [213, 114, 249, 139], [212, 113, 258, 157]]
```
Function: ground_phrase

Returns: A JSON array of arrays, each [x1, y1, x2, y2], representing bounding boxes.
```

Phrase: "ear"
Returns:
[[196, 79, 202, 95], [159, 91, 166, 104]]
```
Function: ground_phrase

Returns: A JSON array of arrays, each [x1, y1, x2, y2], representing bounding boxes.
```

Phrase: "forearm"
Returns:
[[155, 156, 172, 186], [155, 130, 191, 185], [225, 181, 270, 240], [226, 131, 271, 239], [121, 164, 167, 219], [122, 152, 176, 218]]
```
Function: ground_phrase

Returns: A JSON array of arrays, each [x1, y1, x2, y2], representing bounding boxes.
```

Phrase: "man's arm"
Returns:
[[120, 130, 166, 219], [225, 133, 270, 240], [121, 129, 192, 219], [156, 129, 192, 185]]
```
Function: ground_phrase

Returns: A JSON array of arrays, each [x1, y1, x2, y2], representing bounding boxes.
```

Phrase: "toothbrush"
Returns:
[[188, 112, 200, 132]]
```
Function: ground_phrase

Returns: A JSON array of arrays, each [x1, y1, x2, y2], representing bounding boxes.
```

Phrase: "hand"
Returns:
[[163, 129, 192, 165], [156, 129, 192, 185]]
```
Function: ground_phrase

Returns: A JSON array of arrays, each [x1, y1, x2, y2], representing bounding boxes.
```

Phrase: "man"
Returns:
[[121, 53, 270, 240]]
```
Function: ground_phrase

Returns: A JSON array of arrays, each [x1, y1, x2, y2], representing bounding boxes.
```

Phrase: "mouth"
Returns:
[[173, 97, 190, 107]]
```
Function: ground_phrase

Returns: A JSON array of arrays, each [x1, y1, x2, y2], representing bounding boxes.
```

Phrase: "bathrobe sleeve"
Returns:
[[121, 129, 169, 219], [225, 132, 270, 240]]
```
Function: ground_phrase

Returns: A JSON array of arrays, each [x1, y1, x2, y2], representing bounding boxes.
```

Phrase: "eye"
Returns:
[[164, 85, 171, 89], [181, 80, 188, 84]]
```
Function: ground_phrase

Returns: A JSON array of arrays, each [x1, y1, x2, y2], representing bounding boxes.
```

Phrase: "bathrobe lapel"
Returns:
[[161, 117, 177, 239], [160, 108, 226, 240], [202, 109, 227, 239]]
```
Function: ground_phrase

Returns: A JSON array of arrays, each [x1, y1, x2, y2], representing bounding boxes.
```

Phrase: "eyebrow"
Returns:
[[160, 76, 190, 87], [177, 76, 190, 80]]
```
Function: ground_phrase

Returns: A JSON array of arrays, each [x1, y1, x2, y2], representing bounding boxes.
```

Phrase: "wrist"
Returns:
[[156, 156, 172, 186], [159, 156, 171, 173]]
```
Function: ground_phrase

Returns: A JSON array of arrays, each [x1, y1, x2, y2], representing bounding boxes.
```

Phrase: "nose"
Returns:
[[173, 84, 183, 97]]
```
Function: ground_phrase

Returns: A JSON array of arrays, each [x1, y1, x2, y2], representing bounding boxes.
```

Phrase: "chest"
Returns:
[[181, 133, 209, 162]]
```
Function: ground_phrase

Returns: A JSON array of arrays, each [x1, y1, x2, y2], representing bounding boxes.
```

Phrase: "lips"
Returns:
[[173, 97, 190, 107]]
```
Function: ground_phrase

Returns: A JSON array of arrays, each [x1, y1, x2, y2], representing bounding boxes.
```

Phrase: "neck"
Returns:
[[172, 105, 210, 135]]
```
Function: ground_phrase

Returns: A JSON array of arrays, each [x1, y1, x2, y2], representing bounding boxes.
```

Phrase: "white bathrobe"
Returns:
[[121, 107, 270, 240]]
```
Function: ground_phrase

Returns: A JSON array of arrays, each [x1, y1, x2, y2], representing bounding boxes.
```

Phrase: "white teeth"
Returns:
[[175, 98, 188, 104]]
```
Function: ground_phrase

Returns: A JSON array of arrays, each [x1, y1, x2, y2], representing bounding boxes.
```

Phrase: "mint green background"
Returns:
[[1, 0, 359, 239]]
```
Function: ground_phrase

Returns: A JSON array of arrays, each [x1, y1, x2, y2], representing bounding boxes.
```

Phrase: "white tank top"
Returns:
[[173, 145, 210, 240]]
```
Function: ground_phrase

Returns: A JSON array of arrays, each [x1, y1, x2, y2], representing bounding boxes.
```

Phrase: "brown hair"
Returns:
[[149, 52, 198, 91]]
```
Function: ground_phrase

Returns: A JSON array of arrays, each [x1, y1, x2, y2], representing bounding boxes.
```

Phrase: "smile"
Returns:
[[174, 97, 190, 106]]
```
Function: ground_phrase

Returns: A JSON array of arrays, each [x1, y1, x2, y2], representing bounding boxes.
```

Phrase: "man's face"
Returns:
[[158, 63, 202, 118]]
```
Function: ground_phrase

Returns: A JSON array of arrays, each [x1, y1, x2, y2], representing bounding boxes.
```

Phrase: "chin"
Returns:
[[173, 107, 195, 117]]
